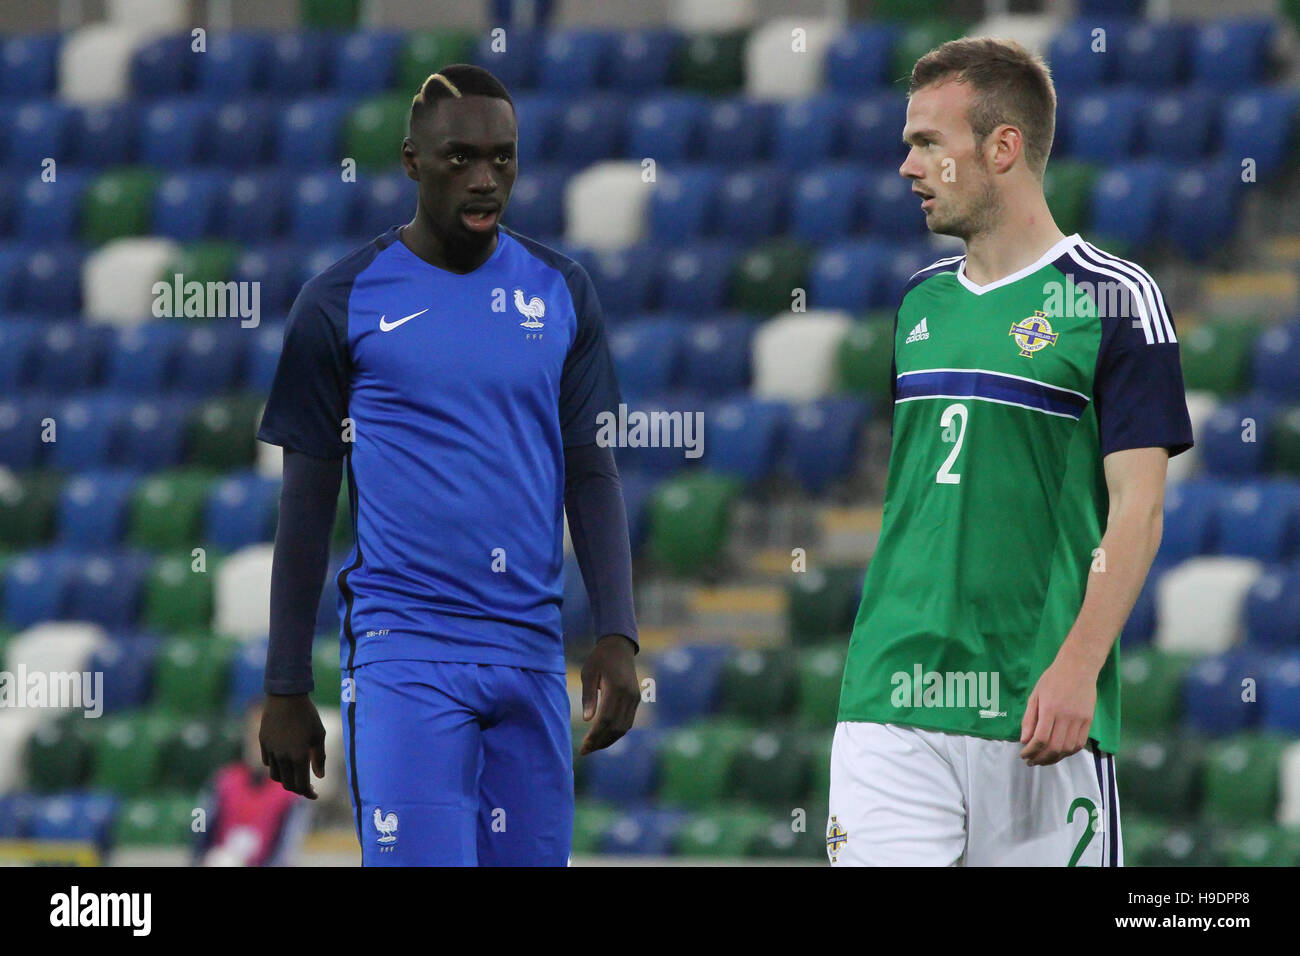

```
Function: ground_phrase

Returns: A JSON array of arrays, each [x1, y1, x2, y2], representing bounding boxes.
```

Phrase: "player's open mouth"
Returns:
[[461, 206, 500, 232], [914, 189, 935, 210]]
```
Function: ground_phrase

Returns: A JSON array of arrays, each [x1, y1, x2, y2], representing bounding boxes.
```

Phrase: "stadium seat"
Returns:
[[609, 317, 685, 400], [704, 397, 786, 486], [783, 397, 869, 495], [836, 314, 895, 402], [58, 23, 139, 104], [745, 17, 836, 100], [787, 564, 862, 643], [728, 239, 810, 314], [162, 717, 240, 792], [679, 317, 753, 397], [81, 166, 160, 245], [139, 98, 216, 168], [1117, 21, 1190, 87], [120, 398, 191, 471], [1274, 406, 1300, 476], [89, 634, 158, 713], [585, 728, 659, 804], [1180, 319, 1259, 396], [862, 168, 928, 240], [1182, 649, 1266, 737], [1155, 556, 1263, 654], [1047, 20, 1120, 91], [196, 32, 272, 94], [1119, 736, 1203, 818], [1281, 741, 1300, 826], [1190, 19, 1274, 90], [288, 170, 357, 240], [331, 30, 403, 93], [24, 719, 92, 791], [1134, 824, 1224, 866], [267, 30, 335, 94], [889, 19, 967, 90], [647, 165, 720, 242], [0, 321, 40, 393], [501, 167, 567, 240], [674, 806, 772, 858], [1223, 89, 1298, 178], [586, 244, 659, 316], [90, 712, 174, 797], [6, 620, 107, 690], [129, 32, 193, 96], [32, 323, 110, 393], [151, 170, 223, 241], [565, 161, 647, 249], [154, 635, 236, 717], [673, 30, 746, 94], [700, 98, 772, 164], [657, 720, 750, 808], [1158, 479, 1224, 562], [1245, 566, 1300, 649], [28, 793, 117, 850], [65, 551, 150, 631], [342, 94, 408, 171], [842, 92, 907, 166], [609, 29, 680, 92], [127, 469, 215, 550], [1252, 321, 1300, 401], [0, 471, 59, 547], [0, 33, 60, 97], [1199, 398, 1275, 477], [1214, 480, 1300, 561], [824, 24, 897, 94], [554, 96, 625, 168], [115, 794, 202, 848], [719, 648, 796, 722], [142, 551, 215, 634], [752, 311, 852, 401], [647, 473, 740, 576], [1201, 734, 1287, 824], [790, 165, 864, 242], [1121, 648, 1196, 734], [809, 241, 891, 311], [771, 95, 843, 168], [209, 101, 273, 169], [1163, 162, 1243, 260], [17, 172, 87, 241], [275, 96, 350, 168], [653, 644, 731, 726], [213, 544, 274, 639], [219, 172, 285, 242], [1223, 825, 1300, 866], [56, 472, 137, 548], [1089, 161, 1165, 248], [796, 645, 846, 727], [83, 236, 176, 324], [186, 394, 262, 470], [729, 729, 809, 807], [1262, 652, 1300, 733], [538, 28, 614, 91], [1142, 91, 1217, 160]]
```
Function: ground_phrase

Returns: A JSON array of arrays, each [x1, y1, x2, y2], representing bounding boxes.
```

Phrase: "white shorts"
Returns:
[[827, 721, 1122, 866]]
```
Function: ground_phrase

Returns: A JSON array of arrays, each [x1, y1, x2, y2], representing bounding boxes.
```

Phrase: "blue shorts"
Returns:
[[340, 659, 573, 866]]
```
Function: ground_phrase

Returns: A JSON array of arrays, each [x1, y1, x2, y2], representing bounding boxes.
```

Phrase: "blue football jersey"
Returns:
[[257, 224, 621, 674]]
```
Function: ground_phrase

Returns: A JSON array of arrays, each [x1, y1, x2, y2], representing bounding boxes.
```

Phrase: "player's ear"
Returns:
[[400, 136, 419, 181], [990, 123, 1021, 175]]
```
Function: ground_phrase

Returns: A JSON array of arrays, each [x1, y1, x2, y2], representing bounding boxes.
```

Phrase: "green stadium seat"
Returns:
[[874, 0, 949, 19], [1044, 160, 1097, 237], [1118, 736, 1203, 818], [719, 648, 797, 723], [127, 469, 216, 550], [1271, 406, 1300, 476], [787, 566, 861, 644], [674, 806, 772, 858], [728, 240, 812, 315], [1119, 815, 1167, 865], [397, 30, 478, 95], [25, 717, 92, 792], [0, 472, 59, 548], [1201, 735, 1288, 825], [647, 473, 740, 576], [343, 95, 409, 171], [657, 720, 750, 809], [159, 718, 240, 793], [114, 794, 202, 848], [89, 713, 175, 797], [749, 815, 825, 861], [310, 639, 342, 709], [796, 647, 845, 728], [160, 242, 242, 316], [572, 801, 617, 856], [1222, 825, 1300, 867], [836, 313, 895, 402], [300, 0, 359, 29], [1178, 319, 1259, 396], [1120, 649, 1194, 734], [81, 167, 160, 245], [1134, 824, 1224, 866], [673, 31, 746, 94], [142, 552, 216, 633], [804, 729, 834, 802], [153, 634, 236, 717], [890, 21, 969, 89], [186, 395, 263, 471], [729, 729, 809, 807]]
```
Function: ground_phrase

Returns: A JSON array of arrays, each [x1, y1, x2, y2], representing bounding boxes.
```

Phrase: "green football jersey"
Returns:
[[837, 234, 1193, 754]]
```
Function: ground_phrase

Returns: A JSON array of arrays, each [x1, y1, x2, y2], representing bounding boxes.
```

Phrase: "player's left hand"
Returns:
[[579, 634, 639, 755], [1019, 650, 1098, 767]]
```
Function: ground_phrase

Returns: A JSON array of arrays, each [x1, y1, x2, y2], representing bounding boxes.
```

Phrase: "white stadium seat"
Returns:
[[59, 24, 162, 104], [1154, 556, 1263, 655], [1168, 390, 1218, 484], [214, 543, 275, 641], [1278, 741, 1300, 826], [83, 237, 181, 327], [0, 710, 43, 793], [107, 0, 189, 29], [564, 161, 649, 250], [751, 310, 852, 401], [668, 0, 755, 32], [745, 17, 839, 101]]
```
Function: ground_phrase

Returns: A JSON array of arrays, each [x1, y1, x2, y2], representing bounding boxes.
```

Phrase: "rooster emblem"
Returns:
[[373, 807, 398, 845], [514, 288, 545, 329]]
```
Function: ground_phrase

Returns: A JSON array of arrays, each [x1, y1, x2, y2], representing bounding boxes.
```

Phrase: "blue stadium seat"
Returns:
[[16, 173, 87, 241], [267, 31, 336, 94], [152, 170, 224, 240], [1262, 651, 1300, 733], [862, 167, 927, 239], [619, 470, 657, 553], [196, 31, 273, 94], [1090, 161, 1166, 248], [554, 96, 625, 167], [587, 245, 659, 317], [1222, 89, 1298, 178], [0, 794, 39, 838], [511, 93, 565, 168], [1047, 20, 1122, 91], [90, 634, 160, 714], [57, 472, 140, 548], [654, 645, 730, 726], [1064, 91, 1142, 162], [1117, 22, 1190, 88], [14, 245, 85, 314], [209, 101, 274, 169], [69, 103, 138, 168], [1191, 19, 1274, 90], [824, 24, 897, 93], [276, 96, 350, 166], [140, 99, 216, 168], [49, 396, 125, 472], [289, 170, 358, 240], [174, 325, 246, 397], [352, 171, 411, 238], [205, 472, 280, 551], [790, 164, 864, 242], [612, 390, 704, 478], [130, 33, 194, 96], [220, 172, 284, 241], [601, 808, 685, 856], [29, 794, 118, 850], [648, 166, 722, 242], [1200, 398, 1277, 477], [330, 31, 403, 93], [473, 28, 542, 91], [3, 550, 77, 628], [0, 396, 46, 470], [1121, 559, 1165, 645], [772, 95, 844, 168], [32, 323, 108, 393], [0, 33, 59, 97], [539, 29, 614, 90], [700, 98, 772, 165], [119, 398, 191, 471], [1214, 480, 1300, 562], [66, 551, 150, 630], [705, 396, 786, 486], [501, 166, 567, 240], [1252, 321, 1300, 401], [228, 637, 269, 713], [626, 94, 707, 164], [1245, 565, 1300, 650], [680, 318, 753, 398], [809, 240, 892, 311], [716, 168, 785, 239], [657, 243, 737, 314], [1158, 479, 1224, 562], [609, 317, 686, 400], [1163, 161, 1243, 260], [784, 397, 869, 495], [246, 319, 287, 392], [298, 242, 358, 287], [0, 319, 41, 392], [234, 244, 303, 315], [1182, 649, 1264, 736], [3, 101, 71, 170], [609, 29, 680, 92], [585, 729, 660, 803], [1142, 91, 1216, 160], [843, 93, 908, 167]]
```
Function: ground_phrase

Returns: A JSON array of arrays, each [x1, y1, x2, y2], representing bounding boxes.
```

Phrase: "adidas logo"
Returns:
[[905, 317, 930, 344]]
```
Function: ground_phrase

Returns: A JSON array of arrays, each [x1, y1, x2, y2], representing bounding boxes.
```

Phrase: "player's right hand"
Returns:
[[260, 693, 327, 799]]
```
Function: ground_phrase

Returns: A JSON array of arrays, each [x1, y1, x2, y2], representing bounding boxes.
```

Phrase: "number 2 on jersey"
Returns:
[[936, 402, 967, 485]]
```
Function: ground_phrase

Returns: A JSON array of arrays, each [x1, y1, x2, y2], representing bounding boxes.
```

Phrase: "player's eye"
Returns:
[[494, 152, 513, 165], [447, 153, 468, 166]]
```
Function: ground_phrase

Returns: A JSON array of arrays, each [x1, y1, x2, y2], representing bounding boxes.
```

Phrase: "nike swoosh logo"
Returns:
[[379, 309, 429, 332]]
